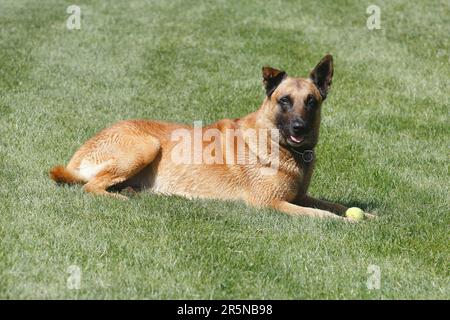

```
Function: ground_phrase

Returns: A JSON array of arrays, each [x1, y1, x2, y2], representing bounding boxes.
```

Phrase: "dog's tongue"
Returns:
[[290, 135, 303, 143]]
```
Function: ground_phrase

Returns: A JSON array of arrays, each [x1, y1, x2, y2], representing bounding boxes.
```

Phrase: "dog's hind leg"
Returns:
[[83, 169, 130, 200], [81, 134, 161, 200]]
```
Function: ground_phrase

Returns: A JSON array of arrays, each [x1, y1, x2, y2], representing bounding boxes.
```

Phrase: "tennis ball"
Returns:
[[345, 207, 365, 221]]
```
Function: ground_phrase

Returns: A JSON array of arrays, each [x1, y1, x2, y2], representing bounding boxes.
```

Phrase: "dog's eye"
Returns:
[[278, 96, 292, 109], [306, 95, 317, 108]]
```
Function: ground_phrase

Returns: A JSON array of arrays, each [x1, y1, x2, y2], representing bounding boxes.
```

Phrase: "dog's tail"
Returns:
[[49, 165, 84, 185]]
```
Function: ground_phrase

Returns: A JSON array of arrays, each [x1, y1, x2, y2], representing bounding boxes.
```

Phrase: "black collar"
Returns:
[[290, 148, 315, 163]]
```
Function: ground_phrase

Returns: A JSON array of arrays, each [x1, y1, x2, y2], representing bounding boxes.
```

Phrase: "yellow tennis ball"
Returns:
[[345, 207, 365, 221]]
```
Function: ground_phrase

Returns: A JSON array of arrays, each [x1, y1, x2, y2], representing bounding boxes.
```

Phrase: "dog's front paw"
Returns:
[[343, 216, 358, 223], [364, 212, 377, 220]]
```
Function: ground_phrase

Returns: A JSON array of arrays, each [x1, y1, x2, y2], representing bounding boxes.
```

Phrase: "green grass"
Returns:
[[0, 0, 449, 299]]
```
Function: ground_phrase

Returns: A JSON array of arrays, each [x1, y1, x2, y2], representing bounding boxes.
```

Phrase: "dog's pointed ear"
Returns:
[[309, 54, 333, 100], [262, 66, 287, 97]]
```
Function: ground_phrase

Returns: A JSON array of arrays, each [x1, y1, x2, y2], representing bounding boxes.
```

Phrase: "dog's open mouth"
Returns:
[[288, 135, 305, 146]]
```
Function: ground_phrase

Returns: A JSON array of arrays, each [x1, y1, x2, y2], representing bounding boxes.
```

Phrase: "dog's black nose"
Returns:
[[292, 121, 305, 133]]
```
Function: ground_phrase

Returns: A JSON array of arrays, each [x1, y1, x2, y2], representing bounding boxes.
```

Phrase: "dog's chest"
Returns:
[[279, 160, 306, 195]]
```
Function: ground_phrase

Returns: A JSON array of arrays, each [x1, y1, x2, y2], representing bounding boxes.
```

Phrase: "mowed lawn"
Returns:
[[0, 0, 448, 299]]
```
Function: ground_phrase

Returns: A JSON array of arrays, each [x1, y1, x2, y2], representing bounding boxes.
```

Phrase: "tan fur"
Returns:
[[49, 56, 374, 221]]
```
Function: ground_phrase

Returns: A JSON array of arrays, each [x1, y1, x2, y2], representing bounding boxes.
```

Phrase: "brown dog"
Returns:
[[49, 55, 372, 221]]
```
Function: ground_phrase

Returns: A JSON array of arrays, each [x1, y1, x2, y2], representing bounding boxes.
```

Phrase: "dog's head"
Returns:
[[260, 55, 333, 151]]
